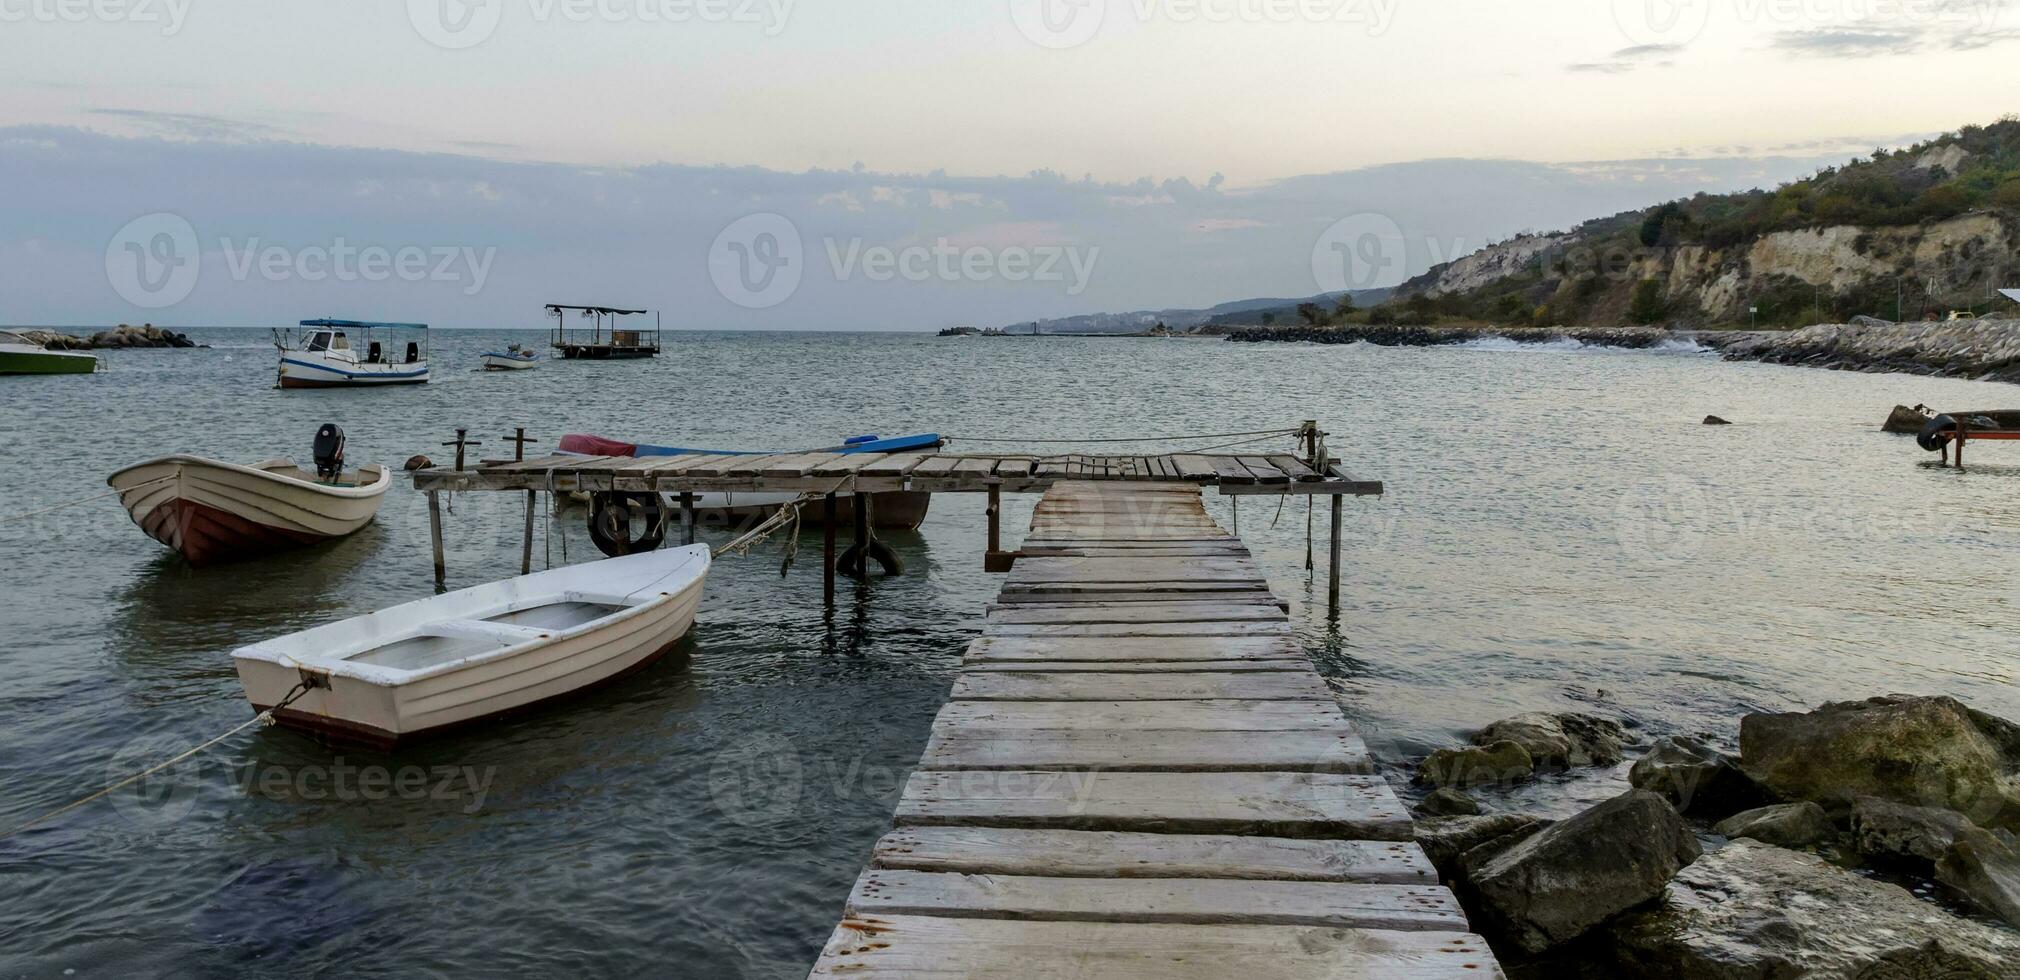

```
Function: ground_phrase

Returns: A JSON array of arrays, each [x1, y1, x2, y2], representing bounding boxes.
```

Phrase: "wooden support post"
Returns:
[[428, 490, 447, 585], [1328, 493, 1343, 620], [823, 493, 837, 607], [852, 493, 870, 577], [521, 491, 536, 575], [681, 492, 697, 545], [1956, 430, 1966, 469], [987, 483, 1001, 554]]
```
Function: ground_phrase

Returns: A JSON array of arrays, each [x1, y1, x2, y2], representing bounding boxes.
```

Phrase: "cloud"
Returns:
[[0, 125, 1862, 331], [1567, 62, 1634, 74], [85, 108, 290, 142], [1771, 27, 1924, 56]]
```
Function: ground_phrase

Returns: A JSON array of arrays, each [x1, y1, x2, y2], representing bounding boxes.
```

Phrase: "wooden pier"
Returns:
[[805, 481, 1502, 978], [410, 433, 1382, 615]]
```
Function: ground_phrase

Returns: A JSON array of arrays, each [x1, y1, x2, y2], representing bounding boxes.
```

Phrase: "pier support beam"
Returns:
[[1327, 493, 1343, 620], [983, 483, 1017, 573], [428, 490, 447, 585], [680, 492, 697, 545], [521, 491, 536, 575], [823, 493, 837, 608]]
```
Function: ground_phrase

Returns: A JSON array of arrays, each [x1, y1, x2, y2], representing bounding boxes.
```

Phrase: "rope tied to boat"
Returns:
[[4, 474, 176, 524], [713, 492, 816, 567], [0, 682, 314, 841]]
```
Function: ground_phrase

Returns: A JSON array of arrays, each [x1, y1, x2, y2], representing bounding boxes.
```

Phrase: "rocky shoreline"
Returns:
[[1221, 318, 2020, 386], [1405, 695, 2020, 976], [19, 324, 201, 349]]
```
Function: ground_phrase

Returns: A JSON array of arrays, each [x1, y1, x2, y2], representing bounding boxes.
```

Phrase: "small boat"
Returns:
[[558, 432, 941, 530], [108, 425, 389, 564], [277, 320, 430, 389], [481, 344, 539, 371], [234, 545, 710, 746], [0, 330, 97, 375]]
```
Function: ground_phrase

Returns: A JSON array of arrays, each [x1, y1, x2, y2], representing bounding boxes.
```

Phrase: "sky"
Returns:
[[1, 0, 2012, 329]]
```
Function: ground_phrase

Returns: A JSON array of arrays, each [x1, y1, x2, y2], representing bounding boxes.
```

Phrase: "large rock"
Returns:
[[1415, 740, 1533, 789], [1463, 790, 1699, 953], [1613, 839, 2020, 978], [1415, 787, 1479, 817], [1739, 695, 2020, 828], [1713, 802, 1831, 848], [1938, 827, 2020, 930], [1413, 813, 1549, 877], [1850, 795, 1978, 866], [1629, 734, 1771, 818], [1472, 712, 1626, 769]]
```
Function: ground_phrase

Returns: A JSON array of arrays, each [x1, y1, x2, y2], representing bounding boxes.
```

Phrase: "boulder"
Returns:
[[1464, 790, 1699, 953], [1415, 787, 1480, 817], [1629, 734, 1771, 818], [1415, 740, 1533, 789], [1712, 802, 1830, 848], [1739, 695, 2020, 828], [1413, 813, 1549, 878], [1472, 712, 1626, 770], [1703, 415, 1732, 425], [1850, 796, 1977, 866], [1937, 827, 2020, 930], [1613, 839, 2020, 978]]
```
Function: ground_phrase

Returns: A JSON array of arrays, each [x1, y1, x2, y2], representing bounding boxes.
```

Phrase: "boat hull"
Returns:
[[0, 348, 97, 375], [237, 551, 708, 747], [481, 354, 538, 371], [108, 456, 389, 564], [278, 355, 430, 389]]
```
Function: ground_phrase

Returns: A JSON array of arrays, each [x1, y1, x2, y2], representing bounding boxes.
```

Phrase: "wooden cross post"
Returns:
[[504, 427, 537, 462], [443, 429, 484, 472]]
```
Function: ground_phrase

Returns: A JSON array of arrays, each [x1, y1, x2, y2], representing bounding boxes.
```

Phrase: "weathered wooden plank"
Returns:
[[1168, 455, 1220, 481], [809, 917, 1504, 979], [951, 457, 999, 479], [811, 453, 887, 477], [934, 700, 1343, 733], [1207, 455, 1258, 485], [872, 828, 1435, 883], [1010, 557, 1260, 582], [858, 452, 934, 477], [845, 870, 1465, 931], [994, 458, 1035, 479], [920, 728, 1371, 773], [985, 602, 1286, 626], [997, 583, 1272, 599], [894, 770, 1412, 839], [964, 635, 1303, 663], [761, 452, 848, 478], [983, 621, 1295, 638], [1238, 456, 1294, 485], [989, 591, 1283, 609], [963, 659, 1312, 674], [949, 671, 1331, 702], [1268, 454, 1322, 481]]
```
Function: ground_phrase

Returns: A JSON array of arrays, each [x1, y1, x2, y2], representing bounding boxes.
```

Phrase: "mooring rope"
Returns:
[[3, 474, 175, 524], [713, 494, 814, 560], [0, 682, 314, 840]]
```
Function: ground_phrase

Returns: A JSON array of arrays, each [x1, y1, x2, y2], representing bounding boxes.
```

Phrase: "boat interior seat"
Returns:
[[417, 620, 552, 644], [563, 590, 646, 608]]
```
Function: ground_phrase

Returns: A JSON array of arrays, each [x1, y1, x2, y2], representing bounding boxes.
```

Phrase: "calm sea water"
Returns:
[[2, 329, 2017, 977]]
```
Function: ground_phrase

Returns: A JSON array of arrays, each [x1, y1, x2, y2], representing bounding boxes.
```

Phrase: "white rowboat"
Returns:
[[108, 454, 390, 564], [481, 344, 539, 371], [234, 546, 711, 746]]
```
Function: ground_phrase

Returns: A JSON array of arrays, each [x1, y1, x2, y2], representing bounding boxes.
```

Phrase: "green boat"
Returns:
[[0, 330, 98, 375]]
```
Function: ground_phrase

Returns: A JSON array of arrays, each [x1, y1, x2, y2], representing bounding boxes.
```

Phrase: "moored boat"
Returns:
[[107, 425, 390, 564], [0, 330, 98, 375], [558, 432, 941, 530], [277, 320, 430, 389], [481, 344, 539, 371], [234, 545, 710, 746]]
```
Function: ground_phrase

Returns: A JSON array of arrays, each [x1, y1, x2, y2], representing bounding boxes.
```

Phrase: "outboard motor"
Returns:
[[313, 424, 346, 481]]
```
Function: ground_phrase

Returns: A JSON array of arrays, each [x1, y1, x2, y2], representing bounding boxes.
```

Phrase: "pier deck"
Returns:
[[807, 481, 1502, 978]]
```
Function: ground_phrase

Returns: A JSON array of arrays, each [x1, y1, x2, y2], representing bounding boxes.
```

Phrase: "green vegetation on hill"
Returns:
[[1346, 117, 2020, 331]]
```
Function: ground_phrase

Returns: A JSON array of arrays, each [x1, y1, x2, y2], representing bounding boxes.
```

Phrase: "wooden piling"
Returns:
[[680, 492, 697, 545], [521, 491, 536, 575], [1328, 494, 1343, 620], [427, 490, 446, 584], [823, 493, 837, 607]]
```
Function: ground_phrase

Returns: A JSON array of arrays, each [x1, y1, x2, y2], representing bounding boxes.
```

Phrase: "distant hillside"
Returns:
[[1352, 118, 2020, 329], [1000, 289, 1392, 335]]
